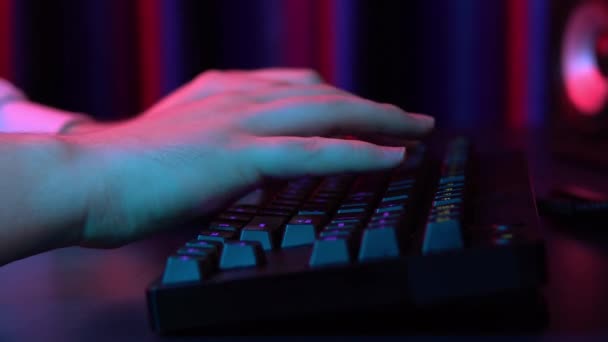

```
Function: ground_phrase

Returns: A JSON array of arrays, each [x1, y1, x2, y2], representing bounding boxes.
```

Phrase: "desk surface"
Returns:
[[1, 129, 608, 340]]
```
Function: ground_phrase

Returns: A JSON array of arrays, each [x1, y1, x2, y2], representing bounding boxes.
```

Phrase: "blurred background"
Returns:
[[0, 0, 591, 134]]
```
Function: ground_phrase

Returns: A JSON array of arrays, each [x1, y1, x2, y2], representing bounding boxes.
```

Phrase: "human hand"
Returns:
[[61, 68, 324, 135], [67, 68, 434, 247]]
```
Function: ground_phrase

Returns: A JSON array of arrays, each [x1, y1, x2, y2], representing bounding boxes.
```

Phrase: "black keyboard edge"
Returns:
[[146, 145, 547, 334]]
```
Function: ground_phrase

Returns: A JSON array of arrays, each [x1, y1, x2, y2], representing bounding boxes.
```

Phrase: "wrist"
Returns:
[[50, 135, 116, 248], [0, 134, 100, 263]]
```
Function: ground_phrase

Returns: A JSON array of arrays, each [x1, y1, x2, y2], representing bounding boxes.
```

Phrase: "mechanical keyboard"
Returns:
[[146, 136, 546, 334]]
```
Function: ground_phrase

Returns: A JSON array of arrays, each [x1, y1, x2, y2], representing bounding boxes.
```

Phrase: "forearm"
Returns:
[[0, 134, 92, 265]]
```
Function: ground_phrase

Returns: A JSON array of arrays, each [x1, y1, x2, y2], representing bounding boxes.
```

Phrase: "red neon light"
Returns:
[[506, 0, 528, 129], [136, 0, 163, 110], [316, 0, 337, 85], [0, 0, 12, 80], [283, 0, 314, 67]]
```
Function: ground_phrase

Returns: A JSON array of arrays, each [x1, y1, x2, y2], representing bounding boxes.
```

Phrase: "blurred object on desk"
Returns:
[[549, 0, 608, 169]]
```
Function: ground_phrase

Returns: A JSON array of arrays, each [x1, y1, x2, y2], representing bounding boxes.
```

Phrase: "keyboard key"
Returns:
[[381, 194, 409, 203], [257, 208, 292, 217], [366, 219, 400, 229], [226, 205, 258, 215], [240, 227, 282, 250], [370, 211, 403, 222], [218, 213, 252, 222], [208, 221, 243, 232], [247, 216, 287, 231], [313, 192, 342, 199], [297, 209, 328, 216], [219, 241, 266, 270], [309, 236, 354, 267], [325, 222, 359, 230], [198, 230, 237, 243], [319, 229, 354, 239], [288, 215, 328, 226], [281, 225, 317, 248], [337, 207, 367, 214], [422, 218, 464, 254], [359, 226, 401, 261], [241, 215, 286, 250], [375, 203, 405, 214], [177, 247, 215, 259], [185, 239, 222, 254], [339, 202, 370, 209], [433, 198, 462, 207], [161, 255, 214, 284], [281, 215, 327, 248], [330, 217, 364, 224]]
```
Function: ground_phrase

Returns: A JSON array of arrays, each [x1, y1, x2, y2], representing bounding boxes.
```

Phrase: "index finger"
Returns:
[[234, 68, 323, 85], [242, 95, 435, 139]]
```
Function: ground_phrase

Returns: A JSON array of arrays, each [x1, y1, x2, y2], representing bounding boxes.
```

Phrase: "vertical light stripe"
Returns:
[[136, 0, 163, 109], [0, 0, 12, 80]]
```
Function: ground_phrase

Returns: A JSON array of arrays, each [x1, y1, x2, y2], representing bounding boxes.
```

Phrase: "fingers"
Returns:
[[243, 95, 435, 139], [249, 136, 405, 178], [243, 84, 349, 102], [233, 68, 323, 85], [335, 134, 424, 148]]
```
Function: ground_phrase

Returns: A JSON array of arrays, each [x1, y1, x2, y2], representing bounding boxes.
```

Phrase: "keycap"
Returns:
[[433, 198, 462, 207], [337, 207, 367, 214], [240, 216, 286, 250], [218, 213, 252, 222], [281, 215, 327, 248], [177, 247, 215, 259], [366, 219, 400, 229], [208, 221, 243, 232], [226, 205, 258, 215], [309, 236, 355, 267], [247, 216, 287, 231], [297, 209, 327, 216], [440, 175, 465, 184], [219, 241, 266, 270], [381, 194, 409, 203], [375, 203, 405, 214], [185, 239, 222, 254], [161, 255, 214, 284], [240, 227, 282, 250], [345, 191, 376, 201], [319, 229, 354, 239], [257, 208, 292, 217], [198, 230, 237, 243], [422, 203, 465, 254], [358, 226, 401, 261], [369, 211, 402, 222], [324, 222, 359, 231]]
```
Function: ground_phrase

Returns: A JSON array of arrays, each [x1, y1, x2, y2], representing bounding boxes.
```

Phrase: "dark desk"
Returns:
[[1, 130, 608, 340]]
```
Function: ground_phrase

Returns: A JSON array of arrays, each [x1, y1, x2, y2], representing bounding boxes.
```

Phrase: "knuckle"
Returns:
[[302, 137, 324, 153], [300, 69, 323, 82], [197, 69, 223, 82]]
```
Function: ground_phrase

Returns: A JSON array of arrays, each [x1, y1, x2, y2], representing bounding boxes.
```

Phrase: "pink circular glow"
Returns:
[[562, 2, 608, 116]]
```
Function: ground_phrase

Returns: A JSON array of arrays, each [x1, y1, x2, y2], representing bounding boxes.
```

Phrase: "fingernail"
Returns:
[[410, 113, 435, 129], [383, 146, 406, 163]]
